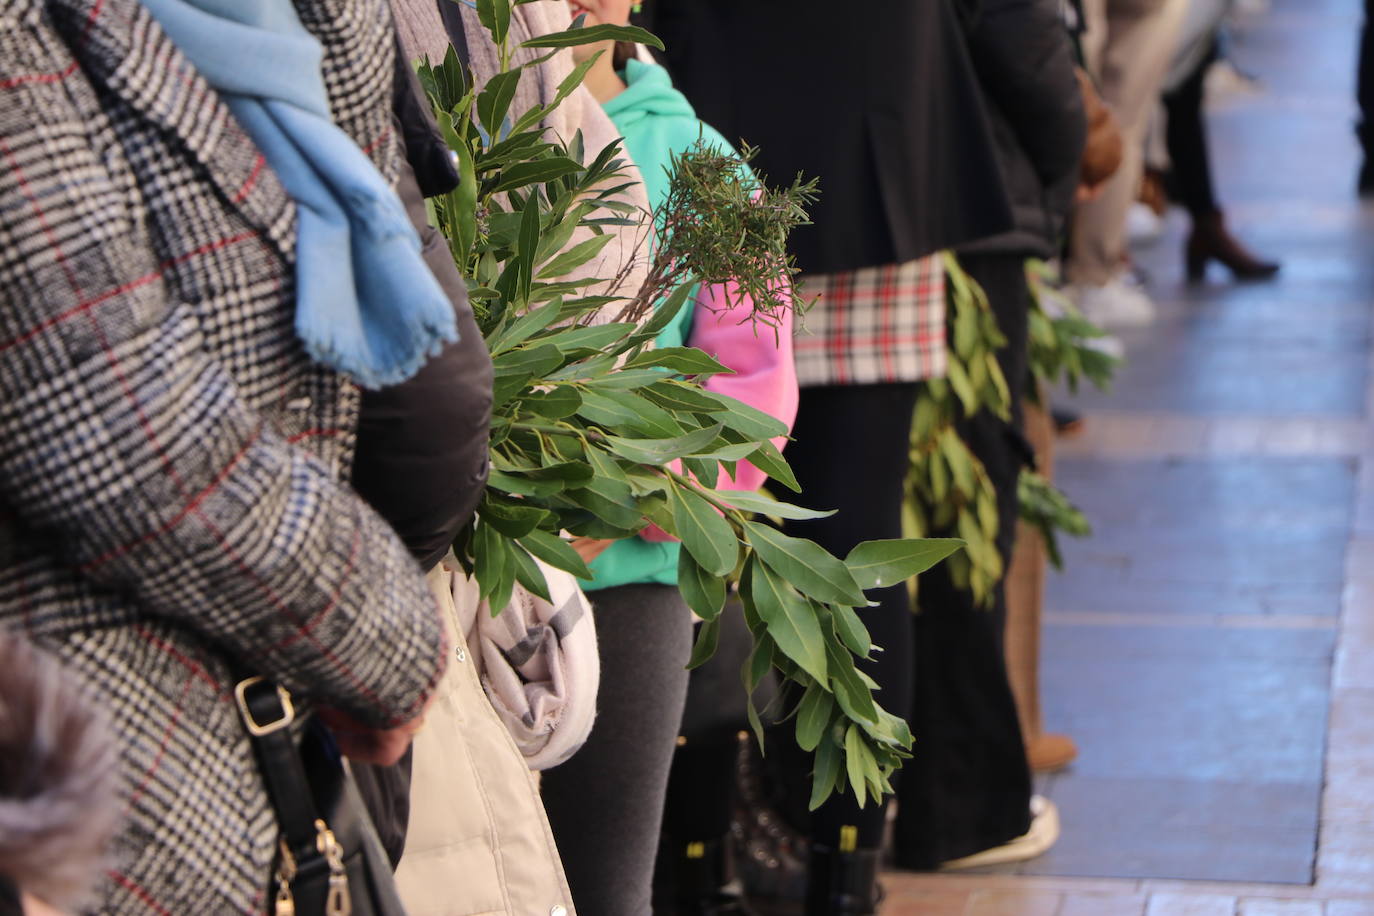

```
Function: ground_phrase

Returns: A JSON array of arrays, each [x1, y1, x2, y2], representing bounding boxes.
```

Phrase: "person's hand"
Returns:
[[569, 537, 615, 565], [1076, 67, 1124, 196], [316, 696, 433, 766]]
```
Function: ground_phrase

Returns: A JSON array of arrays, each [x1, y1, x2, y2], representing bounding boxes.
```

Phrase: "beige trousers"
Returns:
[[1070, 0, 1189, 286], [396, 565, 575, 916], [1004, 401, 1054, 746]]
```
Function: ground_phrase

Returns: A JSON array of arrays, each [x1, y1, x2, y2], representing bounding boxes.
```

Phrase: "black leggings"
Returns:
[[769, 382, 923, 850], [541, 583, 695, 916]]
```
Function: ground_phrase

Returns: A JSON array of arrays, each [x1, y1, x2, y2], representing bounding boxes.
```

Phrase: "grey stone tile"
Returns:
[[1065, 337, 1367, 417], [1052, 459, 1356, 531], [1039, 625, 1332, 784], [1046, 576, 1344, 618], [1044, 459, 1356, 616], [1053, 537, 1347, 590], [1019, 776, 1318, 884]]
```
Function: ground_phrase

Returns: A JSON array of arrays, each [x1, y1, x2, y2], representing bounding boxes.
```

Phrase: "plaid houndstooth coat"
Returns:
[[0, 0, 447, 911]]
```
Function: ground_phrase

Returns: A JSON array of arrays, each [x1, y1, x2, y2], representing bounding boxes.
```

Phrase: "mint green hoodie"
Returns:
[[585, 59, 738, 591]]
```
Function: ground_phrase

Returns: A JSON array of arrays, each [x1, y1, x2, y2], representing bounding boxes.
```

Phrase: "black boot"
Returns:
[[655, 835, 759, 916], [803, 846, 882, 916]]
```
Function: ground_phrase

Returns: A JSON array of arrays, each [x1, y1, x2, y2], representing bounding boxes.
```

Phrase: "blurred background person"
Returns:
[[890, 0, 1088, 876], [1160, 0, 1280, 280], [1069, 0, 1189, 326]]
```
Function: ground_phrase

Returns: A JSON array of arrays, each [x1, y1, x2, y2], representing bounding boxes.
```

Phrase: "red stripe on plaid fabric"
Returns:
[[0, 0, 104, 91], [0, 138, 86, 295], [877, 263, 898, 380], [362, 123, 394, 157], [8, 134, 433, 725], [808, 331, 944, 349], [827, 275, 853, 386], [167, 230, 262, 267], [0, 233, 258, 353], [0, 270, 166, 354], [287, 428, 344, 443], [0, 144, 259, 353], [200, 517, 396, 716], [272, 523, 361, 651], [134, 624, 230, 697], [84, 303, 400, 719], [0, 60, 79, 92], [232, 155, 266, 203], [107, 870, 173, 916], [79, 430, 261, 573], [122, 672, 195, 814]]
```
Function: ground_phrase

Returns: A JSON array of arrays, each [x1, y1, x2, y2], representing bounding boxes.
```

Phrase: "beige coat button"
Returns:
[[550, 907, 567, 916]]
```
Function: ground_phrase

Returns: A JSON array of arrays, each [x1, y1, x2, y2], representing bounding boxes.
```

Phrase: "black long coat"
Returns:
[[643, 0, 1015, 275]]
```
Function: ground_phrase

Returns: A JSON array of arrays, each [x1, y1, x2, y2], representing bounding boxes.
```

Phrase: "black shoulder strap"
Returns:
[[437, 0, 472, 68]]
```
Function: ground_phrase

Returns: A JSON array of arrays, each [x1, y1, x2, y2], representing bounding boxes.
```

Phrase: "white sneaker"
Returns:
[[1074, 274, 1157, 328], [1126, 201, 1164, 245], [1205, 59, 1263, 100], [939, 795, 1061, 871]]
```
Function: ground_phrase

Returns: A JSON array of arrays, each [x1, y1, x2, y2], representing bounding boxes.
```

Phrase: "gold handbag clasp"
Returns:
[[234, 676, 295, 737]]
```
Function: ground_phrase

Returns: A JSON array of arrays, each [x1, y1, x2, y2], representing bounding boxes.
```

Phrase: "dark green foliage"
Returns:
[[420, 1, 963, 805]]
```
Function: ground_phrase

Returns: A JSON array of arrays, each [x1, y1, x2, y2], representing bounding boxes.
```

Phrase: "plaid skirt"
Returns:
[[793, 254, 947, 388]]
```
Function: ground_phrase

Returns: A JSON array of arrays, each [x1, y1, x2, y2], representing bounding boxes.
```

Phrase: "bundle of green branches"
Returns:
[[1018, 258, 1119, 564], [904, 254, 1010, 607], [1025, 258, 1119, 398], [1017, 470, 1090, 569], [420, 0, 962, 808]]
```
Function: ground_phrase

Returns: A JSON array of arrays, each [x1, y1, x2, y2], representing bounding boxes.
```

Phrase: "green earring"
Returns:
[[631, 2, 643, 12]]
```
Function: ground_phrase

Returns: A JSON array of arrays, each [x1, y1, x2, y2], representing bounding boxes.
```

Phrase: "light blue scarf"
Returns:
[[140, 0, 458, 389]]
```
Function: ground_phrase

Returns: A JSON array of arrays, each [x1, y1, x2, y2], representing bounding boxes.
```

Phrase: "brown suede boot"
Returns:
[[1185, 210, 1280, 282]]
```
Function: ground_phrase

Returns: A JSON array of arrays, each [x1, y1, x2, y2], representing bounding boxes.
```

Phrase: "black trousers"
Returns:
[[1163, 36, 1221, 218], [765, 381, 923, 850], [891, 252, 1034, 869]]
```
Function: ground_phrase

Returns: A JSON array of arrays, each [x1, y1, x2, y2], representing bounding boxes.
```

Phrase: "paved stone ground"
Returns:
[[882, 0, 1374, 911]]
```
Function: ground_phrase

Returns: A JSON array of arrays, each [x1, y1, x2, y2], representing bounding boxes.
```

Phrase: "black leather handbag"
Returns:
[[234, 676, 408, 916]]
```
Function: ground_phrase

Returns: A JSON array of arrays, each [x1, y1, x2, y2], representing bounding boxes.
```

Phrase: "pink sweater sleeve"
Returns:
[[693, 281, 799, 490], [640, 281, 800, 542]]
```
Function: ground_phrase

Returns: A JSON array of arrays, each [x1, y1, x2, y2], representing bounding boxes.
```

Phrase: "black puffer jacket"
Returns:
[[351, 45, 493, 574], [957, 0, 1087, 258]]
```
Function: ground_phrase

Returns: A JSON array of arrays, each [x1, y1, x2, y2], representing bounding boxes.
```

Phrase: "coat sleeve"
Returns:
[[0, 21, 443, 728], [963, 0, 1088, 190]]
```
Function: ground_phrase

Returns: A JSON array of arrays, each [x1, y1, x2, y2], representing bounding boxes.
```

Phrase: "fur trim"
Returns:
[[0, 632, 119, 910]]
